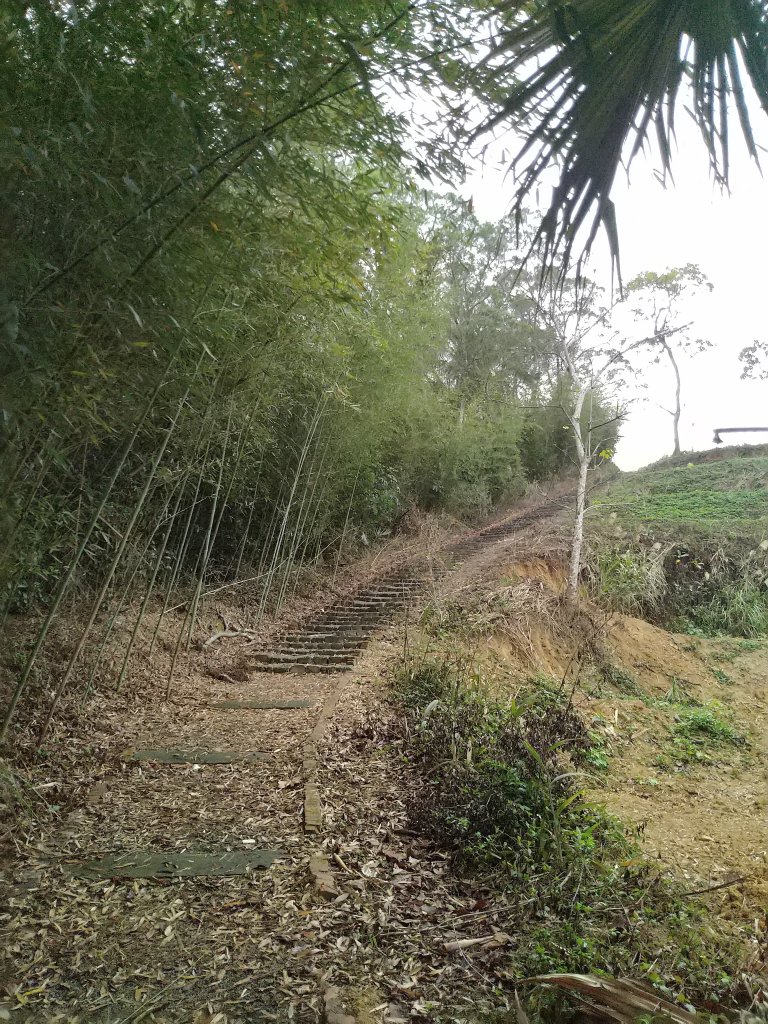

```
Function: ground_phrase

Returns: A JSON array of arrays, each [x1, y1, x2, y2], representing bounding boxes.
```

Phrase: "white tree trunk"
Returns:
[[567, 439, 590, 605], [562, 362, 589, 607], [662, 340, 682, 456]]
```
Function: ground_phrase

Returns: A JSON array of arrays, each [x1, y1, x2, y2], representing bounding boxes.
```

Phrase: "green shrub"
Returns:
[[392, 659, 744, 1006], [590, 538, 768, 638], [683, 581, 768, 638], [396, 660, 621, 878], [589, 546, 667, 617]]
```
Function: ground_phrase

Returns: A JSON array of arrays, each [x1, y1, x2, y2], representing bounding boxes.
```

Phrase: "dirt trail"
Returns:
[[2, 498, 562, 1023]]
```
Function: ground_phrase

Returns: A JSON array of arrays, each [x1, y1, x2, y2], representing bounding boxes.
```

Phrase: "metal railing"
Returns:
[[712, 427, 768, 444]]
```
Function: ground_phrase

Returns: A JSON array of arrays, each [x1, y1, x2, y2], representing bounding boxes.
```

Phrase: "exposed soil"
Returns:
[[593, 623, 768, 924], [472, 554, 768, 940], [3, 493, 767, 1022]]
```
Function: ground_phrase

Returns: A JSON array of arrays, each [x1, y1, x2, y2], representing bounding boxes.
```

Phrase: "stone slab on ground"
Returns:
[[210, 699, 316, 710], [121, 748, 271, 764], [309, 854, 339, 898], [66, 849, 285, 879], [305, 782, 323, 832]]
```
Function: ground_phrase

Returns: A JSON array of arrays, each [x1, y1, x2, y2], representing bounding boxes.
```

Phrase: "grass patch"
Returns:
[[599, 664, 654, 704], [669, 701, 745, 765], [595, 455, 768, 530], [711, 668, 733, 685], [590, 451, 768, 638], [393, 657, 744, 1006], [710, 638, 763, 662], [606, 489, 767, 525]]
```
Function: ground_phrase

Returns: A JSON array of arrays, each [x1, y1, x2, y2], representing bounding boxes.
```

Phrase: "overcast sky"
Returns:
[[460, 111, 768, 470]]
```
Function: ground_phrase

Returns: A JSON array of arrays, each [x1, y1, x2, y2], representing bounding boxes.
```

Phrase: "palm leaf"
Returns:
[[474, 1, 768, 277], [522, 973, 700, 1024]]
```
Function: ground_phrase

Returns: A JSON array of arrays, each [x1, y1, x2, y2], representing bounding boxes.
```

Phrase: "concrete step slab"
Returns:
[[211, 699, 316, 710], [66, 848, 285, 880]]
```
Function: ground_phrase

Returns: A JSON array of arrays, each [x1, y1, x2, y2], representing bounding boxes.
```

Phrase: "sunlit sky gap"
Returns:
[[384, 34, 768, 470]]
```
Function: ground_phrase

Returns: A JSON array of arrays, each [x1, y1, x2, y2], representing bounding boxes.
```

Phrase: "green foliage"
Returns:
[[589, 546, 667, 617], [674, 582, 768, 639], [599, 665, 654, 706], [591, 454, 768, 637], [669, 701, 745, 765], [396, 659, 606, 873], [711, 668, 733, 686], [609, 489, 768, 525], [3, 1, 604, 734], [472, 0, 768, 272], [596, 457, 768, 528], [393, 658, 742, 1005]]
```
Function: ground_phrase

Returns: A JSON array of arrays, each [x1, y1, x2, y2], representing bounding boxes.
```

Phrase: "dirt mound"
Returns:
[[477, 559, 768, 932]]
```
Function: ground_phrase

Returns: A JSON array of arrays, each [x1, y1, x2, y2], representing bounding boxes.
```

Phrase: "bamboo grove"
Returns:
[[0, 2, 618, 746]]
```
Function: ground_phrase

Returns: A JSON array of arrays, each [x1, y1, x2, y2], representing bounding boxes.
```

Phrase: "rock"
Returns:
[[323, 986, 356, 1024]]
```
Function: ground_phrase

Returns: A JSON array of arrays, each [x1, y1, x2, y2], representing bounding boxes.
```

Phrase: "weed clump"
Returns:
[[398, 661, 600, 873], [590, 542, 768, 638], [590, 453, 768, 637], [669, 701, 746, 765], [393, 657, 745, 1006]]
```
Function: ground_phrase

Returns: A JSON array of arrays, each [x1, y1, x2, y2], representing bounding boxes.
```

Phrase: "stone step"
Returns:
[[66, 848, 285, 880], [252, 662, 345, 674], [276, 646, 362, 656], [357, 587, 420, 596], [277, 631, 370, 643], [252, 651, 354, 664], [122, 748, 271, 764]]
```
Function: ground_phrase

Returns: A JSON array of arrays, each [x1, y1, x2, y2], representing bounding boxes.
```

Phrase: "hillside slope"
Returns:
[[589, 445, 768, 636]]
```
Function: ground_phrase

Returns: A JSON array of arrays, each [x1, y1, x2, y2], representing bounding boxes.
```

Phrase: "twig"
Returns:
[[203, 628, 257, 648], [680, 875, 747, 898]]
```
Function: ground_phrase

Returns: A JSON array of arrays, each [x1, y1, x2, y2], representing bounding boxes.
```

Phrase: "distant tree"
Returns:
[[626, 266, 713, 456], [739, 340, 768, 381], [425, 197, 550, 422], [528, 281, 639, 605]]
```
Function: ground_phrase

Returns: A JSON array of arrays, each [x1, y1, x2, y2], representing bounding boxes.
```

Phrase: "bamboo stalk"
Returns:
[[0, 348, 180, 743], [286, 433, 333, 603], [332, 468, 360, 586], [82, 479, 179, 698], [183, 403, 233, 649], [115, 465, 192, 692], [165, 402, 233, 697], [34, 359, 201, 746], [147, 386, 219, 660], [256, 398, 326, 621]]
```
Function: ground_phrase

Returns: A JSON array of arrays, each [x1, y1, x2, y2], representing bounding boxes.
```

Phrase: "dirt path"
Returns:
[[2, 499, 562, 1023]]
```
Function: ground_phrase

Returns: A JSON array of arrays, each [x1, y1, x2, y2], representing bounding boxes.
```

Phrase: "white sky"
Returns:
[[460, 114, 768, 470]]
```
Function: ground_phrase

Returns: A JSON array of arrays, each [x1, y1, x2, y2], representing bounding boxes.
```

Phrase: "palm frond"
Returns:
[[522, 973, 700, 1024], [475, 1, 768, 277]]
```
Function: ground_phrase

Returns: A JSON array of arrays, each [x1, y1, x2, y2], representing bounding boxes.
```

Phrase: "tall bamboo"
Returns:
[[34, 358, 201, 746], [0, 349, 180, 743]]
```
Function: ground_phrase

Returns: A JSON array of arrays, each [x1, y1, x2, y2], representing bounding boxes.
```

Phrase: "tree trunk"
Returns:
[[567, 429, 590, 606], [564, 382, 589, 607], [662, 339, 682, 455]]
